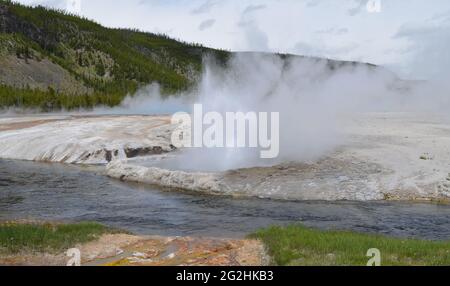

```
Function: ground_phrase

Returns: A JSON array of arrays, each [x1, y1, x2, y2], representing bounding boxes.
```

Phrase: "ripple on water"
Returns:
[[1, 159, 450, 240]]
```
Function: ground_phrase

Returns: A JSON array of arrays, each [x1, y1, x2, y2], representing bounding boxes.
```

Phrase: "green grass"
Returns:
[[250, 225, 450, 266], [0, 221, 124, 255]]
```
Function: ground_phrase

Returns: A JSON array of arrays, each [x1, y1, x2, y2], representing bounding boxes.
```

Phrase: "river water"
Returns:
[[1, 159, 449, 240]]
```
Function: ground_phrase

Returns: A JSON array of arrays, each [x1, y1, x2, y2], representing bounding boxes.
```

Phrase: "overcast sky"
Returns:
[[16, 0, 450, 80]]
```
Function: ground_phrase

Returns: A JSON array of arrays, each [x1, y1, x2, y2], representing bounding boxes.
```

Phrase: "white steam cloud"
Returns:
[[94, 53, 450, 170]]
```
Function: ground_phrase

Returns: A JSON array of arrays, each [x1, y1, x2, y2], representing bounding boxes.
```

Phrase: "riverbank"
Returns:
[[3, 158, 450, 240], [1, 221, 449, 266], [252, 225, 450, 266], [1, 113, 449, 202], [0, 221, 268, 266]]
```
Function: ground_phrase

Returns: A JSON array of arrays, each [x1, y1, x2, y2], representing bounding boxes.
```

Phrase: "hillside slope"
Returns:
[[0, 1, 231, 109], [0, 1, 381, 111]]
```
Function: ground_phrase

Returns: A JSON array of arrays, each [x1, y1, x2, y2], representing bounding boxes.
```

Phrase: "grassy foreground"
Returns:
[[0, 222, 123, 255], [251, 225, 450, 266]]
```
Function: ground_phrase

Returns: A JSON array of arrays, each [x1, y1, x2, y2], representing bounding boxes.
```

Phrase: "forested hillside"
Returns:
[[0, 1, 378, 111], [0, 0, 229, 110]]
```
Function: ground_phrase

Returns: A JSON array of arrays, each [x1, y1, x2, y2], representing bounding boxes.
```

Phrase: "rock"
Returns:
[[132, 252, 146, 258], [124, 146, 166, 158]]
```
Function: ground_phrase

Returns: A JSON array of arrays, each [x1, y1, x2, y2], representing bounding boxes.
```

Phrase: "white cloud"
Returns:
[[242, 4, 267, 14], [394, 23, 450, 80], [191, 0, 219, 14], [242, 23, 270, 52], [198, 19, 216, 31], [316, 27, 349, 35], [294, 41, 358, 58], [347, 0, 367, 16]]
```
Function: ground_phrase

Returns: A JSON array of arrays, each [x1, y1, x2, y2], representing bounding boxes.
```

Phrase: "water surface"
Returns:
[[1, 159, 449, 240]]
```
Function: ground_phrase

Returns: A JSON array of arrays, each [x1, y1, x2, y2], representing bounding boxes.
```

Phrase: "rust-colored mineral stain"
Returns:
[[0, 234, 268, 266], [0, 119, 65, 131]]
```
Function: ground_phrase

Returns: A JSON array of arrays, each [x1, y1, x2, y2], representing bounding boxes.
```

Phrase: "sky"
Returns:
[[15, 0, 450, 80]]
